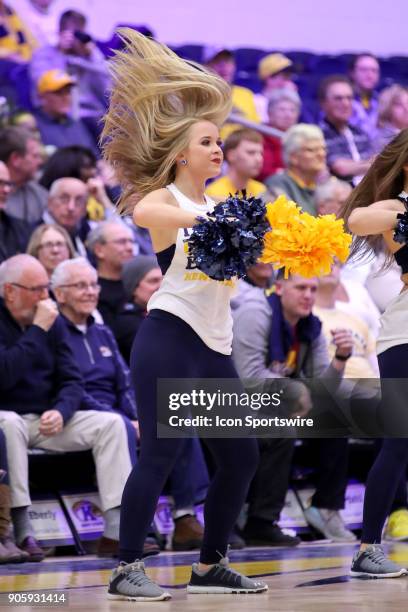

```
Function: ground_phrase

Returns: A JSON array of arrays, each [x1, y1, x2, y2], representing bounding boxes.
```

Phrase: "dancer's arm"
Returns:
[[133, 189, 199, 229], [348, 199, 403, 236]]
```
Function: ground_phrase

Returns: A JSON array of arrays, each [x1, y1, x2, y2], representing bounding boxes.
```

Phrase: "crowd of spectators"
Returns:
[[1, 1, 408, 563]]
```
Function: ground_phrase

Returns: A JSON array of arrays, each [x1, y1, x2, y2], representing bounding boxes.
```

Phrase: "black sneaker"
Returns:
[[243, 519, 301, 547], [187, 554, 268, 594]]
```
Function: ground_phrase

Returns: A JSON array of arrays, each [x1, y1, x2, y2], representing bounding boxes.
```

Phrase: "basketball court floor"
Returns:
[[1, 542, 408, 610]]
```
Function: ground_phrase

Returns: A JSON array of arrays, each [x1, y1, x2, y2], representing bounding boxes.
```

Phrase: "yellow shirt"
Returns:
[[220, 85, 260, 140], [0, 4, 36, 61], [206, 175, 267, 200], [313, 305, 378, 379]]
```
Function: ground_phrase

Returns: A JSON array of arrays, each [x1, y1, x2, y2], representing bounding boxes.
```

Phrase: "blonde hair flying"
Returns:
[[101, 29, 232, 213]]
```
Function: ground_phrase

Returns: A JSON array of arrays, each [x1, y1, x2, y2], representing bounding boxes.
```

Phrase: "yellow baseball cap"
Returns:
[[37, 69, 76, 94], [258, 53, 293, 80]]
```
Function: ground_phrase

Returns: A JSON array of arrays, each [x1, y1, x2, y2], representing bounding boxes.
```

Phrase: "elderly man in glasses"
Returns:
[[0, 161, 32, 264], [0, 254, 134, 560]]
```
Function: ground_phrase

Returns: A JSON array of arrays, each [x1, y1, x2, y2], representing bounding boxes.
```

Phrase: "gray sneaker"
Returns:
[[187, 555, 268, 594], [304, 506, 357, 542], [350, 545, 408, 578], [107, 560, 171, 601]]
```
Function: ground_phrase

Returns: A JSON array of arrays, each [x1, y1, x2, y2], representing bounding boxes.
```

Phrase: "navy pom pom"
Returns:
[[394, 211, 408, 245], [186, 192, 270, 281]]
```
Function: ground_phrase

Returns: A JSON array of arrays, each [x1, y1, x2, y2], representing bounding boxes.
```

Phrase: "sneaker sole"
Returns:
[[350, 569, 408, 579], [187, 585, 268, 594], [107, 592, 172, 601]]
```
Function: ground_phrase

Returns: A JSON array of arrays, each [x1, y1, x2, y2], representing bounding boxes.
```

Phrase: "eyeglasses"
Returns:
[[0, 179, 14, 189], [54, 194, 88, 208], [58, 281, 101, 292], [38, 240, 69, 251], [330, 95, 353, 102], [11, 282, 50, 294], [105, 238, 136, 247]]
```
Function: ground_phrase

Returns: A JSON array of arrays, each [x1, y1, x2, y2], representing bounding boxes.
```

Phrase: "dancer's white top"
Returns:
[[377, 288, 408, 356], [147, 182, 235, 355]]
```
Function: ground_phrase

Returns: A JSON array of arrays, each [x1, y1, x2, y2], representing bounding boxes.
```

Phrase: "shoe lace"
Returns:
[[119, 561, 154, 587], [366, 546, 387, 565], [212, 548, 243, 586]]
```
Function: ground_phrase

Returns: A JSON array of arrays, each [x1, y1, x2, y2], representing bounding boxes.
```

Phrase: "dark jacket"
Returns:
[[0, 300, 83, 422], [60, 314, 136, 419], [0, 210, 33, 263]]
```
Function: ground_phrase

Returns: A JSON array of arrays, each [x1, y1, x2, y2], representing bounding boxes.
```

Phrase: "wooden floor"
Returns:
[[1, 542, 408, 610]]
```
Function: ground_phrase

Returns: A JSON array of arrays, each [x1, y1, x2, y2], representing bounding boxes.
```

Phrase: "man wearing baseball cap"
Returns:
[[203, 47, 260, 140], [255, 53, 297, 122], [33, 69, 98, 154]]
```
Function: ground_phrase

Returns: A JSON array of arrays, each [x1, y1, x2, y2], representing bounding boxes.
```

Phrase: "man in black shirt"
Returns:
[[87, 221, 135, 335], [0, 161, 32, 264]]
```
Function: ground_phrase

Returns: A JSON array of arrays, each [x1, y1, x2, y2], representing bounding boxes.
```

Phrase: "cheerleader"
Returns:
[[343, 129, 408, 578], [102, 30, 267, 601]]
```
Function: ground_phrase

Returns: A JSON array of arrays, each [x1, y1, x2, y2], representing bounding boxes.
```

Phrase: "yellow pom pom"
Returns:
[[260, 195, 352, 278]]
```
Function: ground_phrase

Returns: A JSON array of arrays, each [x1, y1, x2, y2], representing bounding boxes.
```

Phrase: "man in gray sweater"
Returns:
[[232, 267, 356, 544]]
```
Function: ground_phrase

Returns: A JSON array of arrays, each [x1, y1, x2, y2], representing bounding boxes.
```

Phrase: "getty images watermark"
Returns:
[[167, 389, 314, 430], [157, 377, 408, 438], [157, 379, 321, 438]]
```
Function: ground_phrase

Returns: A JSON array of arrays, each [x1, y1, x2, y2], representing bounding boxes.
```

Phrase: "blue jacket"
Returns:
[[0, 299, 83, 423], [60, 314, 137, 420]]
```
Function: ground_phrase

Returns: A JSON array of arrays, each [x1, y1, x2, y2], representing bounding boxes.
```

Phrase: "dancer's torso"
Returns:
[[377, 191, 408, 355], [147, 182, 236, 355]]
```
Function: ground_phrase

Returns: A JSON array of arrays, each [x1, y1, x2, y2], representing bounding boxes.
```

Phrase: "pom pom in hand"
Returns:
[[260, 195, 352, 278], [186, 192, 270, 281], [393, 211, 408, 244]]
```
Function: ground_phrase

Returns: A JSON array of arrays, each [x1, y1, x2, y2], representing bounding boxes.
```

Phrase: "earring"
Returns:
[[180, 159, 188, 166]]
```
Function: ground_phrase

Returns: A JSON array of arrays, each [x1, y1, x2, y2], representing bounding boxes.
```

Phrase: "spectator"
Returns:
[[265, 124, 327, 214], [349, 53, 380, 140], [0, 254, 133, 561], [314, 176, 352, 217], [30, 9, 110, 127], [313, 261, 379, 378], [10, 110, 39, 137], [373, 85, 408, 153], [33, 69, 99, 155], [319, 75, 373, 184], [27, 223, 75, 277], [51, 257, 140, 557], [40, 146, 116, 221], [254, 53, 296, 122], [87, 221, 135, 336], [0, 127, 47, 223], [43, 177, 89, 256], [314, 180, 381, 337], [0, 428, 28, 561], [258, 88, 301, 181], [204, 47, 260, 139], [115, 255, 162, 363], [12, 0, 58, 47], [0, 160, 32, 263], [232, 269, 356, 543], [0, 1, 35, 62], [206, 129, 268, 200]]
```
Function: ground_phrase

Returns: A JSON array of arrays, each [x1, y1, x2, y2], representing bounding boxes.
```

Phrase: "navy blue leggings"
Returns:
[[362, 343, 408, 543], [119, 310, 259, 564]]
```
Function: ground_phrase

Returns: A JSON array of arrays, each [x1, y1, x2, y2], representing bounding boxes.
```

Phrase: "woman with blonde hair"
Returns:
[[102, 30, 267, 601], [27, 224, 75, 278], [374, 84, 408, 152], [343, 129, 408, 578]]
